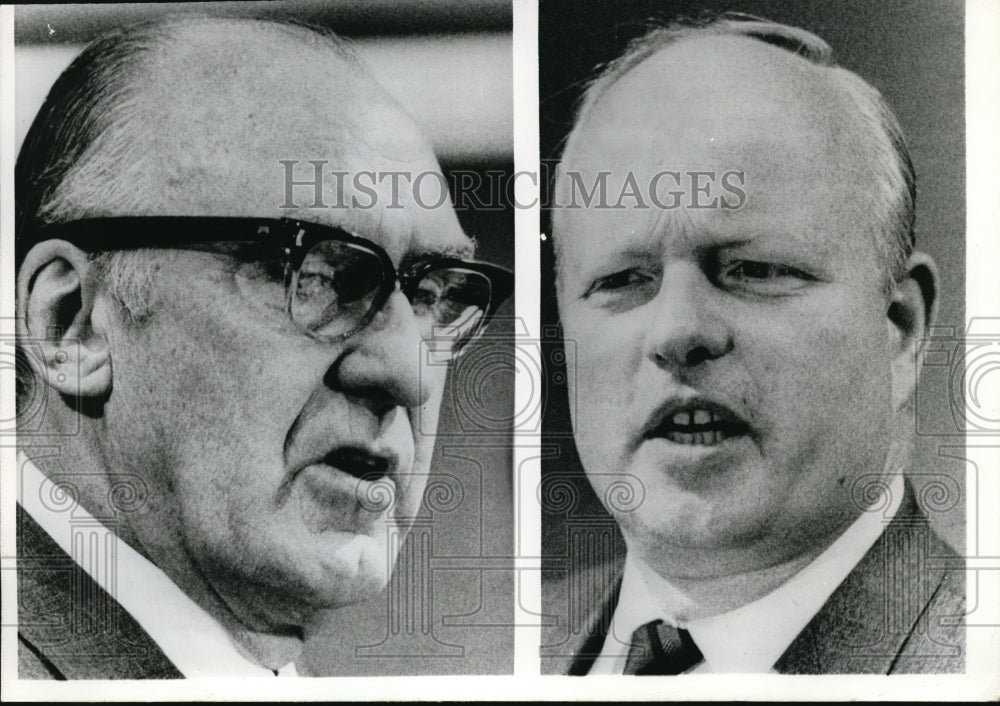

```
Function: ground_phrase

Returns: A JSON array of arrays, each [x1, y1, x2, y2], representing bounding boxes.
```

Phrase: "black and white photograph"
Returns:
[[1, 0, 997, 701], [540, 0, 971, 676], [7, 0, 515, 681]]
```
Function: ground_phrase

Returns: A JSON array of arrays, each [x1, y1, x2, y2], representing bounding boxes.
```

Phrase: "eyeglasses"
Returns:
[[34, 217, 513, 359]]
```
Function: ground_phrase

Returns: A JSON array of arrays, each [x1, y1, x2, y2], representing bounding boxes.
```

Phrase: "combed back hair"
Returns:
[[14, 16, 359, 409], [16, 16, 359, 257], [16, 15, 362, 305], [558, 12, 916, 290]]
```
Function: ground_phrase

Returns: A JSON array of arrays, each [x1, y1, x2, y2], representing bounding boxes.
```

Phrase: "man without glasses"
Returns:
[[15, 17, 511, 678], [548, 15, 964, 674]]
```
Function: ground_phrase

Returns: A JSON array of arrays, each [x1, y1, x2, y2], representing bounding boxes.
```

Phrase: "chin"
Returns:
[[311, 574, 388, 611], [236, 534, 393, 618], [309, 536, 397, 608], [617, 480, 768, 550]]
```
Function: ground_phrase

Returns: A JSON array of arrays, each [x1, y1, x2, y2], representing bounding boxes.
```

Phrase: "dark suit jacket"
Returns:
[[17, 505, 183, 679], [541, 483, 965, 674]]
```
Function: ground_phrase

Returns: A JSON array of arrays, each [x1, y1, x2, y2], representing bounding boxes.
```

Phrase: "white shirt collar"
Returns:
[[591, 473, 905, 674], [17, 452, 297, 678]]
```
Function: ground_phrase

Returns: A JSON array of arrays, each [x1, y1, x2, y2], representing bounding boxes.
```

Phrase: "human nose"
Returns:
[[329, 290, 434, 412], [644, 262, 733, 370]]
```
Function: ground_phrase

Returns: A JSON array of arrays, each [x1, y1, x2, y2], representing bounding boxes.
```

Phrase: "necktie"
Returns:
[[623, 620, 703, 675]]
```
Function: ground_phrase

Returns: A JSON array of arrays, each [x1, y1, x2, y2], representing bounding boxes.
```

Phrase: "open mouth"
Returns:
[[646, 401, 750, 446], [323, 446, 391, 481]]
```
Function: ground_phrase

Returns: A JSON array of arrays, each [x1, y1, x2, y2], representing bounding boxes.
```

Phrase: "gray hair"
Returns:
[[557, 12, 916, 289], [15, 16, 358, 409], [17, 16, 359, 240]]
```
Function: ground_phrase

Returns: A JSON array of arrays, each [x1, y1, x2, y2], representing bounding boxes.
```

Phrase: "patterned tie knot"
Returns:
[[623, 619, 703, 675]]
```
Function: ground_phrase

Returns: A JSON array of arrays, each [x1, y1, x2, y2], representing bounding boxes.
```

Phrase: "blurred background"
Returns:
[[540, 0, 967, 580], [15, 1, 514, 676]]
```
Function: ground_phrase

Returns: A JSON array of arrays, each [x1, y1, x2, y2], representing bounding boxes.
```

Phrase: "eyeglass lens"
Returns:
[[290, 239, 494, 351], [406, 268, 490, 343], [291, 240, 386, 338]]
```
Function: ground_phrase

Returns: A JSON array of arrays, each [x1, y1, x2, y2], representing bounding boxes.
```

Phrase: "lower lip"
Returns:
[[300, 463, 397, 514], [637, 433, 755, 474]]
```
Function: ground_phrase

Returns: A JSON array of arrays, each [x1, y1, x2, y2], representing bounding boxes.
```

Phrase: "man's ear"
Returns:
[[887, 251, 939, 411], [16, 240, 112, 398]]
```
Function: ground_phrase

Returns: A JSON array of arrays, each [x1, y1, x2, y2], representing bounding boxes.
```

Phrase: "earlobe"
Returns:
[[888, 251, 939, 410], [17, 240, 113, 399]]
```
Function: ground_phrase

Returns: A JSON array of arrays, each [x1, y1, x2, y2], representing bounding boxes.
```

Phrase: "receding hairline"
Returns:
[[576, 16, 834, 123], [566, 33, 849, 159], [137, 15, 369, 85], [24, 14, 424, 233], [18, 15, 373, 232], [139, 14, 360, 56], [15, 15, 382, 325], [130, 15, 380, 141], [553, 15, 917, 288]]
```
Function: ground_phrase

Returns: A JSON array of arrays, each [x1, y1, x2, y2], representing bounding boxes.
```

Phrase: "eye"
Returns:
[[586, 269, 652, 295], [730, 261, 790, 279], [410, 277, 442, 313], [717, 259, 815, 293], [409, 269, 488, 326], [582, 268, 657, 310], [296, 263, 338, 295]]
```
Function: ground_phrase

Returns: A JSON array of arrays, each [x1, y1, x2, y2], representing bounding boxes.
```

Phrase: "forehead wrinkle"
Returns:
[[67, 18, 467, 272], [120, 28, 444, 230], [132, 23, 385, 197], [145, 92, 360, 196]]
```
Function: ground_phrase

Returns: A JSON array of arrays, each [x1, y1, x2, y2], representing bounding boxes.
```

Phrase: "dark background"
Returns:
[[540, 0, 967, 571], [16, 1, 514, 676]]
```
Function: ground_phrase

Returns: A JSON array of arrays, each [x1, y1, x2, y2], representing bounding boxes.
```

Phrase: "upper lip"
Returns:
[[301, 442, 401, 482], [640, 395, 752, 440]]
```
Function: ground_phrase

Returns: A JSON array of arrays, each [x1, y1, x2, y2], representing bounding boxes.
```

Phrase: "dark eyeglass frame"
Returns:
[[32, 216, 513, 352]]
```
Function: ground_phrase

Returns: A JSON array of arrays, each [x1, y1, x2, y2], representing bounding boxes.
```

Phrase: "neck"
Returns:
[[127, 517, 308, 671], [625, 522, 851, 621], [222, 618, 304, 671], [639, 550, 819, 621]]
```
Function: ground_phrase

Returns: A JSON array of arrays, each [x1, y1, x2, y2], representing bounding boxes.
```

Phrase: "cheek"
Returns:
[[563, 313, 603, 417], [112, 300, 342, 497], [561, 307, 644, 451], [414, 364, 448, 438], [740, 297, 893, 454]]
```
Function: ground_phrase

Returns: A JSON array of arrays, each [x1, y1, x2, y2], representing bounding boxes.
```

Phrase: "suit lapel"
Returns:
[[774, 482, 945, 674], [550, 479, 957, 675], [541, 535, 625, 676], [17, 505, 183, 679], [555, 481, 953, 675], [566, 573, 623, 675]]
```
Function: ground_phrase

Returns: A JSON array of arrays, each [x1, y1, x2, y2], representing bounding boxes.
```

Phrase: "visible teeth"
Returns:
[[664, 429, 725, 445], [668, 408, 719, 429]]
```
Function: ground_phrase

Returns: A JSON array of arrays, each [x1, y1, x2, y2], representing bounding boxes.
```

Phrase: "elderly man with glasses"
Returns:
[[14, 17, 510, 679]]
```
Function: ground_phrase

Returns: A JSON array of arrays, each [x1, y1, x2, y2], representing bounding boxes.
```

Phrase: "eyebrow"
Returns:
[[402, 238, 478, 266]]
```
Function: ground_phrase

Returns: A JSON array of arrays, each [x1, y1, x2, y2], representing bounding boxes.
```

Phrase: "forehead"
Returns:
[[555, 34, 880, 265], [78, 20, 471, 262], [566, 34, 868, 177]]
